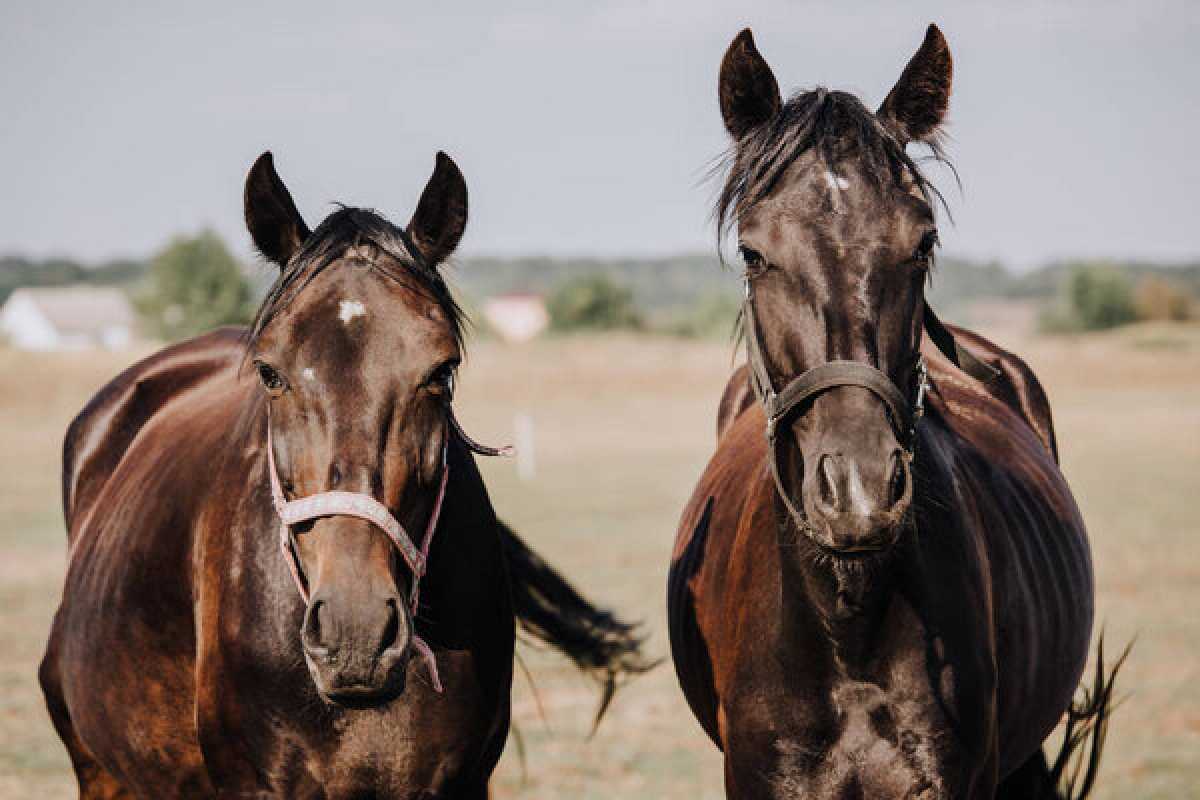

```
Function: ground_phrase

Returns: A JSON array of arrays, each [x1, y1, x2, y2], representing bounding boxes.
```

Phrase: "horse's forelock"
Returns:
[[714, 89, 951, 252], [244, 206, 465, 360]]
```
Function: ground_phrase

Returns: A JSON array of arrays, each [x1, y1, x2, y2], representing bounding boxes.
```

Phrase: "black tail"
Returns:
[[498, 520, 658, 729], [1047, 635, 1132, 799]]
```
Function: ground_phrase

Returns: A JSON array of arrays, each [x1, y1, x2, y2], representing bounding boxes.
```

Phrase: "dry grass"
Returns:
[[1, 319, 1197, 798]]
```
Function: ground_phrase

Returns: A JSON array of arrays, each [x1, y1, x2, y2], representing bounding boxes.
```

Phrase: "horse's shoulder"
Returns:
[[673, 404, 769, 584], [670, 407, 779, 749], [63, 327, 250, 529], [930, 324, 1059, 462]]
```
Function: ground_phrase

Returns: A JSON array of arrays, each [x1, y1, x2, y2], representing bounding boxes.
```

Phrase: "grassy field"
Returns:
[[1, 319, 1198, 798]]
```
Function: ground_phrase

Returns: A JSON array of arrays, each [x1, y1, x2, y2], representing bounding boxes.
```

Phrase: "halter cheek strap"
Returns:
[[266, 421, 449, 693]]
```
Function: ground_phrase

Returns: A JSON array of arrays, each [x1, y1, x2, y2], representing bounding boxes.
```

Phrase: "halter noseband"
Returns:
[[742, 276, 989, 532]]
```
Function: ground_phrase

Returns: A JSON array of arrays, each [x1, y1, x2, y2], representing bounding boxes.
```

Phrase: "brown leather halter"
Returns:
[[741, 277, 996, 531]]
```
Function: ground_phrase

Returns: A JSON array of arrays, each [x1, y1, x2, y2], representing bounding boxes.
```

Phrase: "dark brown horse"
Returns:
[[669, 26, 1122, 799], [40, 151, 648, 798]]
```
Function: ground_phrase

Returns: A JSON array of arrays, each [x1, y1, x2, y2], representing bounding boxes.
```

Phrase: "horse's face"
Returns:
[[718, 27, 952, 555], [245, 152, 467, 704]]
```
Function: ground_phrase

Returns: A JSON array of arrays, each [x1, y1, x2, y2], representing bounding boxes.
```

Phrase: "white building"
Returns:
[[482, 293, 549, 343], [0, 287, 137, 351]]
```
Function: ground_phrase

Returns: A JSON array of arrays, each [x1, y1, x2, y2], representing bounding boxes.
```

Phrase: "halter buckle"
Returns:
[[763, 389, 778, 440], [913, 357, 929, 421], [907, 357, 929, 452]]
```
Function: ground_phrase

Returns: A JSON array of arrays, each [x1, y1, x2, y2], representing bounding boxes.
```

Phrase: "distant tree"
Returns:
[[924, 257, 1018, 312], [659, 291, 740, 338], [1134, 276, 1192, 322], [136, 230, 254, 340], [0, 256, 86, 303], [1060, 265, 1137, 331], [546, 274, 643, 332], [0, 255, 146, 303]]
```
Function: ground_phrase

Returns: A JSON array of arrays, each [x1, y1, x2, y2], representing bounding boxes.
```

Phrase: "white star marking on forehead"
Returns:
[[302, 368, 316, 381], [338, 299, 366, 325], [824, 171, 851, 192]]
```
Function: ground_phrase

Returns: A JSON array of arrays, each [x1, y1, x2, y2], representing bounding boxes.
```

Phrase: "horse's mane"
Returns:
[[714, 88, 948, 244], [245, 206, 465, 353]]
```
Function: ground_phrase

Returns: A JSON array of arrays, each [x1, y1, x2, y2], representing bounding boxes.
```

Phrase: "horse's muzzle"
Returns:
[[301, 591, 412, 705], [803, 447, 911, 553], [778, 387, 914, 555]]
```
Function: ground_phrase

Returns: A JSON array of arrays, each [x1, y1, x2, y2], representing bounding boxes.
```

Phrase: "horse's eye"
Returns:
[[427, 361, 458, 399], [256, 362, 285, 392], [739, 244, 766, 272], [913, 230, 939, 262]]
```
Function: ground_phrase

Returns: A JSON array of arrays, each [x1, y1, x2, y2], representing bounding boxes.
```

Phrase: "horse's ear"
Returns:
[[719, 28, 782, 140], [407, 152, 468, 267], [877, 24, 953, 145], [244, 152, 311, 269]]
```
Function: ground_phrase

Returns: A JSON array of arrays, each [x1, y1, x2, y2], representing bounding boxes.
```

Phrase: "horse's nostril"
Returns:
[[302, 599, 330, 654], [328, 463, 342, 489], [380, 598, 402, 653]]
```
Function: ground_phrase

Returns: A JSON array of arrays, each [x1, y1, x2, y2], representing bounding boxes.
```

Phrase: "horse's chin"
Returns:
[[783, 508, 907, 565], [304, 652, 410, 709], [779, 516, 904, 613], [808, 537, 896, 568], [316, 680, 406, 709], [311, 672, 408, 709]]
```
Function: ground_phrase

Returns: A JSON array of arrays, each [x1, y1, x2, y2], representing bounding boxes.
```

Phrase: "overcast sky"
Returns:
[[3, 1, 1197, 269]]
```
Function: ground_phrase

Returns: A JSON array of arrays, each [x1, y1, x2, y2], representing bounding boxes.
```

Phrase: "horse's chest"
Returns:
[[739, 672, 965, 799], [203, 636, 504, 797]]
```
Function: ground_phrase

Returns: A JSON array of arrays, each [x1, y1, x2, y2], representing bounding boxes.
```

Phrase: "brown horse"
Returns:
[[40, 151, 648, 798], [669, 26, 1122, 799]]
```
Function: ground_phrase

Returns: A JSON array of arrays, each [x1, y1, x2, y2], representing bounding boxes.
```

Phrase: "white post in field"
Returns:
[[514, 412, 536, 482]]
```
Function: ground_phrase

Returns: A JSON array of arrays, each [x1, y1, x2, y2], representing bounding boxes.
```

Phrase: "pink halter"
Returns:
[[266, 422, 449, 692]]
